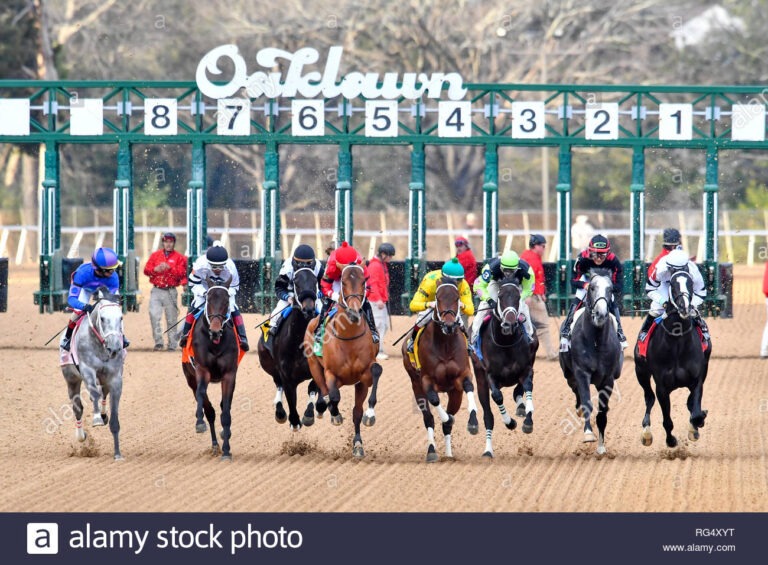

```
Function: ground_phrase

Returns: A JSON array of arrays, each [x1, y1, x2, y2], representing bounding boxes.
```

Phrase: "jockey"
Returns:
[[648, 228, 682, 280], [559, 234, 628, 350], [60, 247, 130, 351], [314, 241, 379, 344], [178, 244, 250, 351], [471, 250, 535, 343], [264, 244, 324, 352], [638, 248, 709, 342], [405, 257, 475, 353]]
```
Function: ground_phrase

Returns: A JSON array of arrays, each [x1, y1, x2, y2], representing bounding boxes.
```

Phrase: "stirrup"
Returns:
[[372, 332, 380, 344], [60, 337, 71, 351], [406, 338, 414, 353], [179, 335, 188, 347], [239, 338, 250, 352], [638, 331, 648, 342]]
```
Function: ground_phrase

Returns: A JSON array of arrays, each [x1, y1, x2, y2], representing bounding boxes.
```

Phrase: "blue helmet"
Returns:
[[91, 247, 120, 270]]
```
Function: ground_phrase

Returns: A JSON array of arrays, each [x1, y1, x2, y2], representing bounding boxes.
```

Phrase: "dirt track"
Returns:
[[1, 266, 767, 512]]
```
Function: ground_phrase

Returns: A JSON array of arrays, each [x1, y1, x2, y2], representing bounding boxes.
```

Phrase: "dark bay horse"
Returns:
[[61, 287, 125, 459], [559, 270, 623, 454], [635, 269, 711, 448], [403, 278, 479, 462], [472, 277, 538, 457], [181, 275, 241, 460], [257, 267, 320, 430], [305, 264, 382, 458]]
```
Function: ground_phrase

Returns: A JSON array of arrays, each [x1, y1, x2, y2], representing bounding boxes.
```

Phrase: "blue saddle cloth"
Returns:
[[473, 331, 484, 362]]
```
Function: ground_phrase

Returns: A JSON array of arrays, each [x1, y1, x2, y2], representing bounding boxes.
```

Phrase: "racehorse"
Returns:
[[305, 264, 382, 458], [181, 274, 241, 460], [635, 269, 711, 448], [559, 269, 623, 454], [257, 267, 321, 430], [471, 277, 538, 457], [60, 287, 125, 460], [402, 277, 479, 462]]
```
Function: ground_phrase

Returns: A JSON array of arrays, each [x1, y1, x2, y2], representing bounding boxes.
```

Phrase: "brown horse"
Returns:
[[402, 278, 479, 462], [181, 275, 241, 461], [305, 264, 382, 458]]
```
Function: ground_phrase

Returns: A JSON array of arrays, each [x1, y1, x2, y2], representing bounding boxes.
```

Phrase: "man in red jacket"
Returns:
[[520, 234, 557, 360], [368, 242, 395, 360], [144, 232, 188, 351], [454, 237, 478, 287]]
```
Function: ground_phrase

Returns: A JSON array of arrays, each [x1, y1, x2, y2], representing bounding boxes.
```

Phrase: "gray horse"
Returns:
[[60, 287, 125, 460]]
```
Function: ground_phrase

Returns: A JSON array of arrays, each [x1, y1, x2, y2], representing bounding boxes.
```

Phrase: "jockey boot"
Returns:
[[362, 302, 380, 344], [314, 299, 331, 344], [266, 315, 282, 340], [233, 310, 249, 352], [637, 314, 655, 342], [560, 301, 578, 340], [406, 326, 419, 353], [611, 303, 628, 350], [123, 336, 130, 349], [60, 322, 76, 351], [696, 313, 710, 341], [177, 312, 195, 348]]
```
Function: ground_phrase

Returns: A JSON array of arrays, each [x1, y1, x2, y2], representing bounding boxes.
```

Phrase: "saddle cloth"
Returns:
[[636, 322, 709, 359], [182, 318, 245, 367]]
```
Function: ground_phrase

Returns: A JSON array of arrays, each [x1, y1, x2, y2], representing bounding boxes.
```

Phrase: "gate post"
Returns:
[[258, 143, 280, 312], [626, 146, 646, 316], [702, 146, 724, 315], [404, 144, 427, 312], [335, 143, 353, 245], [554, 144, 573, 314], [33, 140, 65, 313], [114, 140, 139, 311], [184, 140, 206, 307], [483, 144, 499, 261]]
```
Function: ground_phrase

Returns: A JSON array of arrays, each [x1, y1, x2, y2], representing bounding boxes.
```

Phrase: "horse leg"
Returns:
[[326, 373, 343, 426], [463, 376, 479, 436], [307, 345, 329, 416], [352, 382, 368, 458], [273, 385, 287, 424], [687, 380, 707, 441], [635, 362, 656, 446], [108, 377, 123, 460], [657, 385, 677, 448], [302, 380, 318, 426], [81, 367, 105, 428], [474, 368, 496, 458], [284, 383, 302, 431], [410, 378, 438, 463], [521, 369, 534, 434], [595, 383, 612, 455], [574, 369, 595, 443], [63, 368, 86, 442], [219, 372, 236, 461], [362, 363, 382, 427], [99, 393, 109, 426], [513, 383, 526, 417], [443, 390, 461, 459]]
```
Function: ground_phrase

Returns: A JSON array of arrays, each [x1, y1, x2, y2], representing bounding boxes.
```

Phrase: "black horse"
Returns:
[[257, 267, 320, 430], [635, 269, 711, 448], [182, 274, 241, 460], [559, 269, 623, 454], [472, 277, 538, 457]]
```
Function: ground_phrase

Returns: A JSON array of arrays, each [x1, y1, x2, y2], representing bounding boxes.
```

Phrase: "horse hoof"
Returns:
[[275, 413, 288, 425], [467, 410, 478, 435], [331, 414, 343, 426], [92, 416, 105, 427], [522, 422, 534, 434], [426, 445, 438, 463], [100, 414, 109, 425], [353, 443, 365, 459], [301, 416, 315, 427], [515, 404, 526, 418], [113, 454, 124, 461], [505, 419, 517, 431], [290, 424, 302, 432], [641, 429, 653, 447], [583, 431, 597, 443], [482, 451, 494, 458], [666, 436, 678, 448], [195, 422, 207, 433], [211, 445, 220, 456], [596, 445, 606, 455], [688, 424, 700, 442], [362, 415, 376, 427], [220, 454, 232, 462]]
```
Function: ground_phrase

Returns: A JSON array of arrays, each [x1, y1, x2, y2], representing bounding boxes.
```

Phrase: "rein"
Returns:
[[433, 283, 460, 328], [339, 264, 367, 310], [204, 285, 232, 327], [489, 282, 524, 348]]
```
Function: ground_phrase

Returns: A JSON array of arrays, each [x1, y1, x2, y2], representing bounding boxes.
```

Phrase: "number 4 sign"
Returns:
[[438, 101, 472, 138]]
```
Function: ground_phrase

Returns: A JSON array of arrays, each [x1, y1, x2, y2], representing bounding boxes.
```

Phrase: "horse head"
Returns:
[[204, 274, 232, 344], [89, 289, 124, 358], [339, 264, 366, 324], [435, 277, 461, 335], [586, 269, 613, 328], [496, 277, 522, 334], [668, 270, 694, 319], [293, 267, 319, 319]]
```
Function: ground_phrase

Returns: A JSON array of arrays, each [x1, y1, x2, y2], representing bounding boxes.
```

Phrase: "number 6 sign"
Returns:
[[292, 100, 325, 136]]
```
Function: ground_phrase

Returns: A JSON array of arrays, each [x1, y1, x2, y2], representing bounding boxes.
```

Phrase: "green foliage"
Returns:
[[738, 181, 768, 211], [133, 177, 170, 209]]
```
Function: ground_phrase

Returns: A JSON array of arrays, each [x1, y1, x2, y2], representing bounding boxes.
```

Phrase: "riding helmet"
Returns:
[[335, 241, 359, 265], [206, 245, 229, 267], [91, 247, 120, 270], [378, 242, 396, 257], [666, 248, 689, 270], [293, 244, 316, 262], [588, 234, 611, 254], [162, 232, 176, 242], [529, 233, 547, 247], [500, 250, 520, 270], [441, 257, 464, 278], [662, 228, 681, 246]]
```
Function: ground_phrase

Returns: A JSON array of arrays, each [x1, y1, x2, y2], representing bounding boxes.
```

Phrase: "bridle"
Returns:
[[489, 282, 524, 346], [292, 267, 319, 317], [204, 284, 232, 341], [433, 283, 460, 334], [668, 270, 694, 319], [88, 300, 123, 348], [339, 264, 367, 311]]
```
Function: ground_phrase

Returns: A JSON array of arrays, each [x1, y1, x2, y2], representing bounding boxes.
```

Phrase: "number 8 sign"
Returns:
[[144, 99, 177, 135]]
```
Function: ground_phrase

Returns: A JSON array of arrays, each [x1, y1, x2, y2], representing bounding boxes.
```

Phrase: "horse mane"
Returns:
[[95, 285, 120, 304], [438, 276, 458, 288], [589, 267, 612, 279]]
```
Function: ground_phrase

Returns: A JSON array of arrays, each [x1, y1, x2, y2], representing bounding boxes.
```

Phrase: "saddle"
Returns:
[[182, 318, 246, 367], [407, 326, 427, 369], [311, 307, 338, 358], [636, 321, 709, 359]]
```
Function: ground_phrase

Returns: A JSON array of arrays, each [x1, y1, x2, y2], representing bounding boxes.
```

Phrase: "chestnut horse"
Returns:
[[181, 275, 241, 461], [402, 278, 479, 462], [305, 264, 382, 458]]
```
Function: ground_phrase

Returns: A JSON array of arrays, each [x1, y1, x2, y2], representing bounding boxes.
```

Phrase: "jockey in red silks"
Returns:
[[314, 241, 379, 345]]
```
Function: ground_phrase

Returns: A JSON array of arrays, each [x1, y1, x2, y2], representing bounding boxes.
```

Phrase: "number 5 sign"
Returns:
[[365, 101, 398, 137]]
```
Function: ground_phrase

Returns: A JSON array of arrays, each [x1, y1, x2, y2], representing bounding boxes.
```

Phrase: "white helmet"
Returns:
[[666, 249, 689, 270]]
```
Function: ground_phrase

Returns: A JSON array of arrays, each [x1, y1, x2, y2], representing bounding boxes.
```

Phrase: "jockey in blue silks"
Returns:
[[60, 247, 130, 351]]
